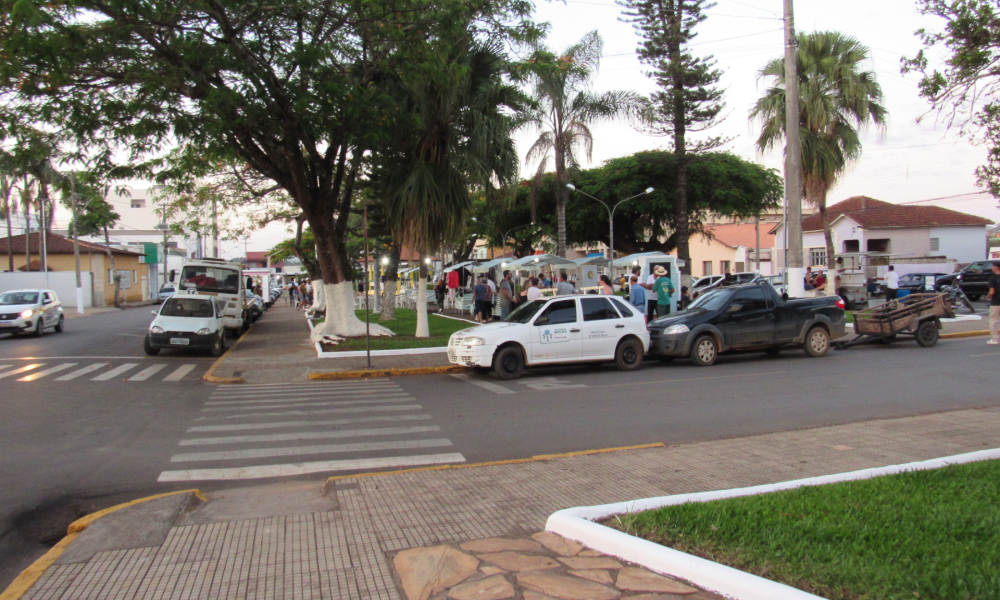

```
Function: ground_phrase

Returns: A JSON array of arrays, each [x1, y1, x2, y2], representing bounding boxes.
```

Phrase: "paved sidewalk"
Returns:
[[12, 406, 1000, 600], [63, 301, 158, 320]]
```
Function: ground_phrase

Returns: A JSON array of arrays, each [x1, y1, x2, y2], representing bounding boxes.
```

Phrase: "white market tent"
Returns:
[[442, 260, 478, 273], [502, 253, 578, 271], [471, 257, 507, 273], [574, 256, 611, 268], [612, 251, 674, 268]]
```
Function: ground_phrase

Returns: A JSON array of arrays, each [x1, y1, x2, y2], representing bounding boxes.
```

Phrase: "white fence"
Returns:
[[0, 272, 94, 307]]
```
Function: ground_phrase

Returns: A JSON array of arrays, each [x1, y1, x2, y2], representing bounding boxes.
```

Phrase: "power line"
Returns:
[[897, 192, 989, 205]]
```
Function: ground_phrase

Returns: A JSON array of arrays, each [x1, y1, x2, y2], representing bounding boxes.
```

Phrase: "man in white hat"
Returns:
[[652, 265, 675, 318]]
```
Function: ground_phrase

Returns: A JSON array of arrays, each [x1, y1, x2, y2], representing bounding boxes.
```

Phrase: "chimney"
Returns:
[[861, 196, 867, 211]]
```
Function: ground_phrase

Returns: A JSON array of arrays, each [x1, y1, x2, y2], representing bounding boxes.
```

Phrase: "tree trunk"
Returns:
[[2, 175, 12, 272], [415, 250, 430, 338], [23, 181, 31, 270], [380, 245, 401, 320], [307, 204, 392, 344], [671, 0, 692, 286], [554, 135, 569, 258], [104, 225, 120, 308], [310, 279, 326, 313]]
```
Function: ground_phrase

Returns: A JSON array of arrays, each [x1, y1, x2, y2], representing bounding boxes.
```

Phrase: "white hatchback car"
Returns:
[[448, 294, 650, 380], [145, 293, 227, 356], [0, 289, 64, 337]]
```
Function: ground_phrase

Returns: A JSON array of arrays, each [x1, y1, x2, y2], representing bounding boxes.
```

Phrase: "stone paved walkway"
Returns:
[[16, 406, 1000, 600]]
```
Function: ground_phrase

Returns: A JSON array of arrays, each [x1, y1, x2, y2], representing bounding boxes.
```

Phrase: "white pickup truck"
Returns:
[[448, 294, 650, 380]]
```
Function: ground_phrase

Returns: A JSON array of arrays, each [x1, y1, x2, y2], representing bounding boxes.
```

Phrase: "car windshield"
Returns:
[[160, 297, 215, 318], [0, 292, 39, 305], [179, 265, 239, 294], [687, 288, 734, 311], [506, 300, 546, 324]]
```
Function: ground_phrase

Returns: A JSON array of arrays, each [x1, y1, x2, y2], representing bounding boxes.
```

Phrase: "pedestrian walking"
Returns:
[[499, 270, 515, 320], [652, 265, 675, 318], [598, 274, 614, 295], [628, 275, 646, 311], [987, 262, 1000, 345], [435, 278, 447, 313], [555, 272, 575, 296], [486, 276, 497, 322], [473, 276, 488, 323], [884, 265, 899, 302], [643, 268, 657, 319], [286, 282, 294, 306]]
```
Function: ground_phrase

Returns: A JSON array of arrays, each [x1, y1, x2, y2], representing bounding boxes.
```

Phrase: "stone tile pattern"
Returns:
[[21, 408, 1000, 600]]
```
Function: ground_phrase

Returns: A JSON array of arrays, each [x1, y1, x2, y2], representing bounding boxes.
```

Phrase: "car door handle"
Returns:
[[615, 324, 625, 328], [570, 328, 581, 333]]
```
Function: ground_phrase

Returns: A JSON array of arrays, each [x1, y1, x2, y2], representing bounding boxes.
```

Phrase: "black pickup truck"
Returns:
[[648, 283, 847, 366]]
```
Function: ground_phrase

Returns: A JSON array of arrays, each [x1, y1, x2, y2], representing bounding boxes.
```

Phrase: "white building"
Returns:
[[773, 196, 993, 271]]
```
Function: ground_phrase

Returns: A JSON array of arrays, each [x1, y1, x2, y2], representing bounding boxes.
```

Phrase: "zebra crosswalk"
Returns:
[[157, 379, 466, 482], [0, 361, 204, 383]]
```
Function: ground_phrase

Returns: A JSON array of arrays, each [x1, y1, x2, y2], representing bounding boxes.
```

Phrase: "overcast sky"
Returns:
[[52, 0, 997, 255]]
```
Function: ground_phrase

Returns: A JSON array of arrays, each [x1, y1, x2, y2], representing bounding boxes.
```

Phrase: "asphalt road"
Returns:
[[2, 303, 999, 588]]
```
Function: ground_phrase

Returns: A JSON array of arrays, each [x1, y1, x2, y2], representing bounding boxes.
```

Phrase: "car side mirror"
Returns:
[[727, 303, 743, 314], [43, 299, 52, 305], [535, 316, 549, 326], [169, 270, 176, 283]]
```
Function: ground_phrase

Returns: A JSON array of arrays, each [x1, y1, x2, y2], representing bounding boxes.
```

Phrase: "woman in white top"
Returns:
[[526, 277, 542, 301]]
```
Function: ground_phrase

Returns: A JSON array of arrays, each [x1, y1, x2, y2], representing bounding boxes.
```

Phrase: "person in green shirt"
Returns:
[[652, 265, 675, 317]]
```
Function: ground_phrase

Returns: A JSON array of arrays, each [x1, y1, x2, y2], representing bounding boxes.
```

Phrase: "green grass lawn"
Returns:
[[846, 310, 855, 324], [318, 309, 472, 351], [611, 460, 1000, 600]]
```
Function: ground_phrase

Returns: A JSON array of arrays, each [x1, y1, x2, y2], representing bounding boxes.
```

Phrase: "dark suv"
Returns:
[[935, 261, 996, 301]]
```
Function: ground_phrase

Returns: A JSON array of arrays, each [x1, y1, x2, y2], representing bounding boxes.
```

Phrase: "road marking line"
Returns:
[[171, 438, 454, 463], [179, 425, 441, 446], [515, 376, 588, 391], [187, 414, 432, 433], [163, 364, 197, 381], [157, 452, 467, 482], [0, 365, 13, 372], [209, 386, 402, 400], [450, 373, 516, 395], [194, 404, 425, 421], [18, 363, 78, 382], [201, 397, 416, 412], [91, 363, 139, 381], [0, 364, 44, 380], [210, 382, 399, 396], [129, 364, 168, 381], [55, 363, 110, 381], [969, 352, 1000, 357], [205, 391, 412, 405], [218, 378, 391, 390]]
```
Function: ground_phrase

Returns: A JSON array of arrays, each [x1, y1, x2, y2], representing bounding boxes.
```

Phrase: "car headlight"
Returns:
[[20, 309, 33, 319], [197, 328, 212, 335], [151, 326, 164, 333], [662, 324, 690, 335], [463, 337, 486, 346]]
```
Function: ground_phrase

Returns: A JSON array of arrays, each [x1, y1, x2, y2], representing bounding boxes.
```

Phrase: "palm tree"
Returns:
[[522, 31, 644, 257], [378, 39, 526, 337], [751, 31, 887, 276]]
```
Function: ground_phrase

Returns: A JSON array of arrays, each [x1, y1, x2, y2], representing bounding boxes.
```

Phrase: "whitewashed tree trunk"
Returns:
[[310, 278, 326, 312], [310, 281, 393, 344], [380, 279, 397, 320], [415, 277, 429, 338]]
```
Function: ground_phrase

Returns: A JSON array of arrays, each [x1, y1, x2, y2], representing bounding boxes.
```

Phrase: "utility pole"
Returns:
[[783, 0, 805, 297], [211, 195, 219, 258], [755, 216, 761, 272], [70, 174, 84, 313]]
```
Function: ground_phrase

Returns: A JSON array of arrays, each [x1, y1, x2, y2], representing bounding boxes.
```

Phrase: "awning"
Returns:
[[442, 260, 478, 273], [612, 251, 674, 268], [574, 256, 610, 267], [472, 258, 507, 273], [503, 254, 579, 270]]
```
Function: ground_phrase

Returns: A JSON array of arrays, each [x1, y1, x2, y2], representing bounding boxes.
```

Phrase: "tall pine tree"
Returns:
[[618, 0, 726, 282]]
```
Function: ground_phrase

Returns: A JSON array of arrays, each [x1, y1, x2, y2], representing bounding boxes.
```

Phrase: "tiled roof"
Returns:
[[703, 223, 776, 249], [800, 196, 993, 232], [0, 232, 144, 255]]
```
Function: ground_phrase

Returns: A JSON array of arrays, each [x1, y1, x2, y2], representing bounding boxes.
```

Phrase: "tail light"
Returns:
[[835, 299, 845, 310]]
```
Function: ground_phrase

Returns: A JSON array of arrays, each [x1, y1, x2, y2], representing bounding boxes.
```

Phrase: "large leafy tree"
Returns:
[[618, 0, 726, 280], [903, 0, 1000, 198], [751, 31, 887, 273], [520, 31, 644, 258], [0, 0, 539, 341], [375, 39, 525, 337]]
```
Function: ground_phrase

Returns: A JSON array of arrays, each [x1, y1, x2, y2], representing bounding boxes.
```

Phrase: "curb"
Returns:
[[202, 325, 256, 384], [545, 448, 1000, 600], [0, 489, 206, 600], [323, 443, 665, 488], [940, 329, 989, 339], [309, 365, 468, 380]]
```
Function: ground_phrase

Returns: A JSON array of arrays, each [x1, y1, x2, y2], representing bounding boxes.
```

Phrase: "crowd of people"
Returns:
[[287, 280, 314, 310]]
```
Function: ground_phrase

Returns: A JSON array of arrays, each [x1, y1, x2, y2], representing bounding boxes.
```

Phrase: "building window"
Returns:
[[132, 270, 138, 284], [930, 237, 940, 252], [702, 261, 713, 276], [131, 199, 146, 208], [867, 239, 890, 253], [843, 239, 860, 253], [719, 260, 731, 274], [735, 262, 745, 273], [809, 247, 827, 267]]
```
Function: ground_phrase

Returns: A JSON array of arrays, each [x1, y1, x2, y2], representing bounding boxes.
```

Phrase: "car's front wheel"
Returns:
[[209, 332, 226, 357], [144, 335, 161, 356], [492, 346, 524, 380], [690, 334, 718, 367], [614, 337, 643, 371], [54, 315, 64, 333], [32, 319, 43, 337]]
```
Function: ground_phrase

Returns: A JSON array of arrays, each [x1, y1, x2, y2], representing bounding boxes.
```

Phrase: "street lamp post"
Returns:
[[471, 218, 534, 262], [566, 185, 654, 262]]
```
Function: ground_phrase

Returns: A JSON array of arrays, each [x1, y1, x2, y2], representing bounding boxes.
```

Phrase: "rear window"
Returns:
[[160, 297, 215, 318]]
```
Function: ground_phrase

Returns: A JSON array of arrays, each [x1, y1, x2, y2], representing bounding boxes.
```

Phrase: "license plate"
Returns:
[[170, 337, 190, 345]]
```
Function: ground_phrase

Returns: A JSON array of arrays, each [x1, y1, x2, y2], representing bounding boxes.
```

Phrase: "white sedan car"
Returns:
[[448, 294, 650, 380]]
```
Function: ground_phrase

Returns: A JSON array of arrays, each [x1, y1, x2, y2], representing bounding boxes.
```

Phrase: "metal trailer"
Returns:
[[834, 292, 954, 350]]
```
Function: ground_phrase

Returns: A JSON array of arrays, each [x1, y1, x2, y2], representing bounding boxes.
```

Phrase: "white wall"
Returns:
[[0, 272, 94, 307], [930, 226, 987, 264]]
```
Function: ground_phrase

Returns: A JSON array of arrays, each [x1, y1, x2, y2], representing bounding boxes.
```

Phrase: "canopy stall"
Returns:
[[502, 254, 578, 271], [443, 260, 479, 273], [471, 258, 507, 274]]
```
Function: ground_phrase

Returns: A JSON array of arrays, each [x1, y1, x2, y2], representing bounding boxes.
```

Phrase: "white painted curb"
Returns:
[[545, 448, 1000, 600]]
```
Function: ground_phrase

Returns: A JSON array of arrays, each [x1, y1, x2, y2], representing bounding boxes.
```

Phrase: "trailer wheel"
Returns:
[[915, 320, 939, 347]]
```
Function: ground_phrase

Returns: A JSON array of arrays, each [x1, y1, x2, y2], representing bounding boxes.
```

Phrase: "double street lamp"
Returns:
[[566, 184, 654, 261]]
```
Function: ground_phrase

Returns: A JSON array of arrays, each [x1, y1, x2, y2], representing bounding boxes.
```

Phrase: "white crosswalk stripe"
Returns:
[[159, 380, 465, 482], [0, 361, 204, 383]]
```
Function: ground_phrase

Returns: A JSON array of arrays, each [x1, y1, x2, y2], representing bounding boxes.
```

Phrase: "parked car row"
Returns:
[[448, 283, 847, 379]]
